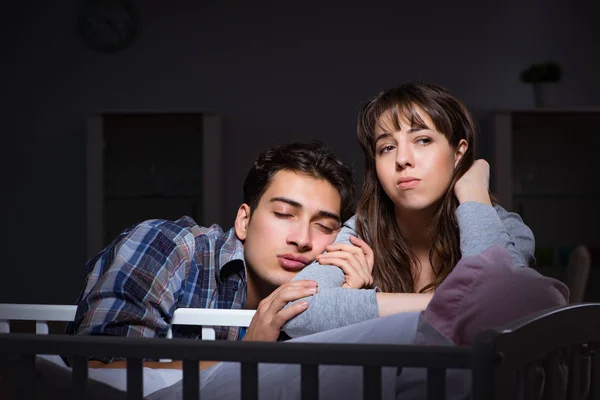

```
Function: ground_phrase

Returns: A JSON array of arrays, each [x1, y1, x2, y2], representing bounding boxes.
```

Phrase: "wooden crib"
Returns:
[[0, 302, 599, 399]]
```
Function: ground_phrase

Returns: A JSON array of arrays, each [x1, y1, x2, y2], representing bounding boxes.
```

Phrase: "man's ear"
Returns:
[[234, 204, 251, 241], [454, 139, 468, 167]]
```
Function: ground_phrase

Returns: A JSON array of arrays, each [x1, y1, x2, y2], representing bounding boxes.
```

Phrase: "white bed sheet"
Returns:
[[36, 354, 182, 398]]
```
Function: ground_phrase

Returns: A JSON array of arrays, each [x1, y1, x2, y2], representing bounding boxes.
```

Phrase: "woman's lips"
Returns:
[[398, 179, 420, 189]]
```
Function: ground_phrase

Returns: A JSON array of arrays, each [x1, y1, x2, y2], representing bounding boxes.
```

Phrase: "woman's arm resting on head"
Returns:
[[456, 202, 535, 268], [454, 159, 535, 268]]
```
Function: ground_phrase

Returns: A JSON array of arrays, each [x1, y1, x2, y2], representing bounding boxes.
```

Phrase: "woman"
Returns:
[[282, 82, 536, 337], [192, 84, 560, 400]]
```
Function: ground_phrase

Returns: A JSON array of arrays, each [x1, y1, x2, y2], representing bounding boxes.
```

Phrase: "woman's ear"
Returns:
[[454, 139, 468, 167], [234, 204, 251, 241]]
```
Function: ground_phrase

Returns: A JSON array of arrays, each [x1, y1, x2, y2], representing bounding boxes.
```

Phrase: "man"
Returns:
[[67, 141, 370, 368]]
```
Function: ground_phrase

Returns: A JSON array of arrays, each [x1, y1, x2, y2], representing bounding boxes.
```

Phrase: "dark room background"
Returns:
[[2, 0, 599, 304]]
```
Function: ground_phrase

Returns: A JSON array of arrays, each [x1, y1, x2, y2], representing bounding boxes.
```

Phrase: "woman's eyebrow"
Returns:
[[374, 132, 393, 144]]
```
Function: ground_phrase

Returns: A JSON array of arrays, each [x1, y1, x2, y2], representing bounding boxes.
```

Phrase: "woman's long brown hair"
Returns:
[[355, 83, 482, 293]]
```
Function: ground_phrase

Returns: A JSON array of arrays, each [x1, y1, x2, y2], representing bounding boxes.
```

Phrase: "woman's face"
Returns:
[[374, 106, 467, 214]]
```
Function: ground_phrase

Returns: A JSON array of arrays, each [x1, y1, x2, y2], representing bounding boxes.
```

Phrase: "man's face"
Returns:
[[235, 169, 342, 303]]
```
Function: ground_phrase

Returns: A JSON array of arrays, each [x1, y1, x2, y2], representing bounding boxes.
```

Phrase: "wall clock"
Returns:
[[78, 0, 138, 53]]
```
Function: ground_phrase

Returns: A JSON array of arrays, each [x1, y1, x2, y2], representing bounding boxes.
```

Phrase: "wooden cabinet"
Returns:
[[86, 112, 223, 261], [492, 109, 600, 253]]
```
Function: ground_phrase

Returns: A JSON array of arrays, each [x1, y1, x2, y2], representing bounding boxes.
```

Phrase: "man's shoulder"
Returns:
[[131, 216, 230, 243]]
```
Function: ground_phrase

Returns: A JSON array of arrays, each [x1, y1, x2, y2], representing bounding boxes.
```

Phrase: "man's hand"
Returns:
[[242, 280, 317, 342], [454, 159, 492, 206], [316, 236, 374, 289]]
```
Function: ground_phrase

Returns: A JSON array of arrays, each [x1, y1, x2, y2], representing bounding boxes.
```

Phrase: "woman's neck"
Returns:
[[394, 206, 434, 253]]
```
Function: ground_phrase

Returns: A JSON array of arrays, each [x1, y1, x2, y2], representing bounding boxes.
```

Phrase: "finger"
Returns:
[[285, 280, 318, 288], [259, 280, 317, 310], [267, 287, 318, 314], [350, 236, 375, 274], [316, 256, 369, 289], [319, 250, 370, 279], [326, 239, 372, 272], [272, 300, 309, 328], [349, 236, 374, 257], [325, 243, 364, 256]]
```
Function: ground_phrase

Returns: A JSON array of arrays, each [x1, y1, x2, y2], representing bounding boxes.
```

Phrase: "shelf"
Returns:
[[513, 193, 600, 200]]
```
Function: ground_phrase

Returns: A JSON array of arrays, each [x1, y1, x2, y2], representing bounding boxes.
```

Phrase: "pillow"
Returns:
[[421, 245, 569, 346]]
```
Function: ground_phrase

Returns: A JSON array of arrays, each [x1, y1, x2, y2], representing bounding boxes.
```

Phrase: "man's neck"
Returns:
[[243, 268, 273, 310]]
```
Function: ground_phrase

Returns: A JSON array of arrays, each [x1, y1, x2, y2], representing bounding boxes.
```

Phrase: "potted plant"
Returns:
[[520, 61, 562, 107]]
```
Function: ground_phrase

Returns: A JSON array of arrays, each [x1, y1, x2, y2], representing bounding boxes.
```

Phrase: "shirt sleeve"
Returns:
[[73, 221, 192, 343]]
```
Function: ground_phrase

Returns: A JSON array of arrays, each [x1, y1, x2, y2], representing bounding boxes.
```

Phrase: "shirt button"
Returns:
[[233, 283, 238, 291]]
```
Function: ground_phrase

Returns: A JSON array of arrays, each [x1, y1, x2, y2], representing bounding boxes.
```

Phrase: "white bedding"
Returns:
[[35, 355, 182, 399]]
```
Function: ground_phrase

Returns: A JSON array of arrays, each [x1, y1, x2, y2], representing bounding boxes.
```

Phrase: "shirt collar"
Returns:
[[215, 228, 246, 283]]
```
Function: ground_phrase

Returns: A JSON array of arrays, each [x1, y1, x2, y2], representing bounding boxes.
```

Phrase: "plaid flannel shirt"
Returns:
[[67, 216, 247, 348]]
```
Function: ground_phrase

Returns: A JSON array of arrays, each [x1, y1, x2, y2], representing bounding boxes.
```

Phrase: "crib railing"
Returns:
[[0, 303, 256, 340], [3, 333, 473, 400], [1, 303, 599, 400]]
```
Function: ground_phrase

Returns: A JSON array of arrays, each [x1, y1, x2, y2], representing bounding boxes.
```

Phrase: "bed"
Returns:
[[0, 302, 599, 399]]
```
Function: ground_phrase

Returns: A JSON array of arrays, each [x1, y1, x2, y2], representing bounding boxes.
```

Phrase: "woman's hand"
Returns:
[[454, 159, 492, 205], [316, 236, 375, 289]]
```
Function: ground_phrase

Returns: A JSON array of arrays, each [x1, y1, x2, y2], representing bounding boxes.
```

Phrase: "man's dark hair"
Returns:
[[243, 141, 355, 222]]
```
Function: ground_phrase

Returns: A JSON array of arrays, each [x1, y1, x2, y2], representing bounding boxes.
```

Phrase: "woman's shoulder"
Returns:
[[333, 215, 358, 244]]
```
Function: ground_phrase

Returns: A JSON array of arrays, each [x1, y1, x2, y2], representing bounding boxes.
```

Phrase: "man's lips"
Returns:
[[278, 254, 311, 270]]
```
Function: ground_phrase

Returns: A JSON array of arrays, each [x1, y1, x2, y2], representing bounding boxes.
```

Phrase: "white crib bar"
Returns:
[[0, 304, 255, 337], [0, 304, 77, 334]]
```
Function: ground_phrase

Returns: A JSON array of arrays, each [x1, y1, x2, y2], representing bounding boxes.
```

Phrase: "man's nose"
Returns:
[[286, 224, 312, 251]]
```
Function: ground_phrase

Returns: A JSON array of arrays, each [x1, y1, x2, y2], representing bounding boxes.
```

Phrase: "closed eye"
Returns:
[[274, 212, 293, 218], [315, 223, 336, 234]]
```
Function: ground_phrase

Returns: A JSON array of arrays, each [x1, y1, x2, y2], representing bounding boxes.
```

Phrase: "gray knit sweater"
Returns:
[[282, 202, 535, 337]]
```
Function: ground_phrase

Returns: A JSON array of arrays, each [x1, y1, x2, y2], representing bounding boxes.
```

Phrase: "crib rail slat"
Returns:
[[590, 342, 600, 400], [241, 362, 258, 400], [183, 360, 200, 400], [126, 358, 144, 400], [19, 353, 36, 400], [72, 355, 88, 400], [542, 350, 562, 400], [301, 364, 318, 400], [427, 368, 445, 400], [521, 363, 537, 400], [567, 344, 581, 399], [363, 366, 381, 400]]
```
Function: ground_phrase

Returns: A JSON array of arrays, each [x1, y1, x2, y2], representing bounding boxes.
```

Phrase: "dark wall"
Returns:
[[2, 0, 599, 303]]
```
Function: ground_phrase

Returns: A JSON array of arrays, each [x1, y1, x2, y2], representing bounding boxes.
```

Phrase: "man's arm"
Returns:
[[89, 280, 320, 370], [73, 221, 194, 365]]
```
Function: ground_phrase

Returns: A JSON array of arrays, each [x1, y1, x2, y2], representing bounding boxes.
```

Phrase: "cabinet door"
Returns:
[[86, 113, 222, 259]]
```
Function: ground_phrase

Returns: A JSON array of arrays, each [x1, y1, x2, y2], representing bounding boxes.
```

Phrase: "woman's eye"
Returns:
[[379, 145, 394, 154], [416, 138, 431, 145]]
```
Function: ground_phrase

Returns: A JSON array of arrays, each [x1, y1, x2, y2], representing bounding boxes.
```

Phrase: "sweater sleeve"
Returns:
[[282, 216, 379, 337], [456, 202, 535, 268], [282, 204, 536, 337]]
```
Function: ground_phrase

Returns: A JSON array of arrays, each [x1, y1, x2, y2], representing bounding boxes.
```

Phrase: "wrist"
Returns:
[[455, 187, 492, 205]]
